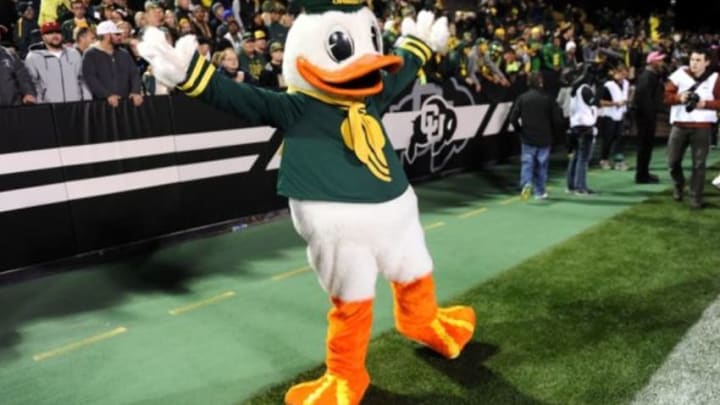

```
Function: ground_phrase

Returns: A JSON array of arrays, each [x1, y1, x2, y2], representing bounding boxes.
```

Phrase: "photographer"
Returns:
[[664, 48, 720, 209]]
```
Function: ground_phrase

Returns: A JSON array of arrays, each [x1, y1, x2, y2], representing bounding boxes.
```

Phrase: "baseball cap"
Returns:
[[40, 21, 61, 34], [270, 42, 283, 53], [96, 20, 122, 35], [254, 30, 266, 40], [646, 51, 666, 64]]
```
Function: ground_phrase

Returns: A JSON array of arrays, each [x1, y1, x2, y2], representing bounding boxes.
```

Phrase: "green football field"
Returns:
[[1, 147, 719, 405]]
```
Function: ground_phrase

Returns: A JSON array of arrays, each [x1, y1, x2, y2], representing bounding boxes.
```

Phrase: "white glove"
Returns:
[[137, 28, 198, 88], [400, 10, 449, 53]]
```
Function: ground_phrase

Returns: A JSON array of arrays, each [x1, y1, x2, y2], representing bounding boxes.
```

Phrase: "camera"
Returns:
[[685, 92, 700, 112]]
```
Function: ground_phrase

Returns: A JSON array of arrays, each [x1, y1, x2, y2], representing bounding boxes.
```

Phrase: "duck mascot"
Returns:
[[138, 2, 475, 404]]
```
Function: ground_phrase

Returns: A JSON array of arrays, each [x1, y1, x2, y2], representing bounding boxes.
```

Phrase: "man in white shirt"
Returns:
[[664, 48, 720, 209]]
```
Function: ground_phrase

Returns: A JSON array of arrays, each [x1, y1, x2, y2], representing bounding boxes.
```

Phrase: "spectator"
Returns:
[[25, 21, 89, 103], [509, 72, 563, 200], [215, 9, 235, 39], [73, 26, 95, 55], [144, 1, 165, 30], [223, 19, 242, 54], [174, 0, 192, 23], [81, 20, 142, 107], [212, 47, 252, 84], [467, 39, 507, 92], [239, 31, 265, 81], [0, 41, 36, 106], [13, 2, 38, 58], [267, 3, 288, 45], [39, 0, 71, 26], [163, 10, 179, 39], [254, 29, 268, 57], [664, 48, 720, 209], [209, 3, 226, 35], [633, 51, 666, 184], [178, 18, 194, 36], [598, 64, 630, 170], [190, 5, 213, 40], [259, 41, 285, 90], [61, 0, 93, 43], [567, 63, 600, 195]]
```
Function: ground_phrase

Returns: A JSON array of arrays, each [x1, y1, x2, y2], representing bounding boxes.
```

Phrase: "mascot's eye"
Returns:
[[371, 25, 381, 52], [326, 29, 354, 62]]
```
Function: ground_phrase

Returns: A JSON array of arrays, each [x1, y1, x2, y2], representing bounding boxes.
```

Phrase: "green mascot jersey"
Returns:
[[176, 36, 432, 203]]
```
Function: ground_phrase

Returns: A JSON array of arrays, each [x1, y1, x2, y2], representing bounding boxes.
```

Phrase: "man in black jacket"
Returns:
[[0, 43, 36, 106], [81, 20, 142, 107], [633, 51, 666, 183], [509, 72, 564, 200]]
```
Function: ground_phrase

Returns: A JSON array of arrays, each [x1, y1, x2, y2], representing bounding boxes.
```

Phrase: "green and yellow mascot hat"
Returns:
[[294, 0, 367, 14]]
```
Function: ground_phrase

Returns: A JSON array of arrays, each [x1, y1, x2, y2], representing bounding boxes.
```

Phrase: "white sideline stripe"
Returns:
[[483, 102, 513, 136], [0, 156, 258, 213], [0, 128, 275, 176], [632, 294, 720, 405]]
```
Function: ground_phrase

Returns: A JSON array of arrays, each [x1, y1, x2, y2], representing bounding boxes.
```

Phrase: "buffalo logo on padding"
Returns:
[[404, 95, 467, 173]]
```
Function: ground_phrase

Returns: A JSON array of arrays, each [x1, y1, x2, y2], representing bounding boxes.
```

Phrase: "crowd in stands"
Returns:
[[0, 0, 718, 107]]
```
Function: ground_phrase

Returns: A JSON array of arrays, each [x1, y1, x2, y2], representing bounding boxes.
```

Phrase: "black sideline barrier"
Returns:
[[0, 79, 521, 272]]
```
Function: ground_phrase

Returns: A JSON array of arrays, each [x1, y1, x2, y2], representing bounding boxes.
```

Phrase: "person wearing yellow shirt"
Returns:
[[39, 0, 71, 25]]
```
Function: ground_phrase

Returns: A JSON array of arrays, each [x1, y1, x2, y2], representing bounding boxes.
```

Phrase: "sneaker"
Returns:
[[575, 188, 597, 196], [534, 192, 549, 200], [565, 187, 575, 193], [614, 161, 629, 171], [521, 184, 532, 201], [713, 174, 720, 191], [636, 173, 660, 184], [690, 200, 704, 210], [600, 160, 612, 170], [673, 186, 684, 201]]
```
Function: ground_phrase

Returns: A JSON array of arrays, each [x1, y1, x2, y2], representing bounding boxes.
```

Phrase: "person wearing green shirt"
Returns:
[[138, 5, 475, 405]]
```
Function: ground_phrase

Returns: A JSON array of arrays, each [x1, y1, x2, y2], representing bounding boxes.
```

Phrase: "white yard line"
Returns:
[[632, 295, 720, 405]]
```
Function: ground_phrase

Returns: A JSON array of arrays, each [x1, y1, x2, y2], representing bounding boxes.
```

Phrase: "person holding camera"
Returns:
[[664, 48, 720, 209]]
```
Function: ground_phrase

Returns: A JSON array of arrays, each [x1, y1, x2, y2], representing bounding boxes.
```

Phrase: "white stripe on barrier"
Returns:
[[60, 136, 177, 167], [0, 155, 259, 213], [483, 102, 514, 136], [177, 156, 258, 182], [0, 148, 65, 176], [266, 152, 281, 171], [0, 128, 276, 176], [174, 127, 275, 152], [0, 183, 69, 213]]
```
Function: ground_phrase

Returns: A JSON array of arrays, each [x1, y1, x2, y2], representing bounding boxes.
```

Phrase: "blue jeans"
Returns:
[[521, 143, 551, 196], [566, 127, 595, 191]]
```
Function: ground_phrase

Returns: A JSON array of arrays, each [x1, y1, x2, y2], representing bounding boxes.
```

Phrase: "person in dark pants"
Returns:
[[598, 64, 630, 171], [664, 48, 720, 209], [509, 72, 564, 200], [633, 51, 666, 183], [566, 63, 600, 195]]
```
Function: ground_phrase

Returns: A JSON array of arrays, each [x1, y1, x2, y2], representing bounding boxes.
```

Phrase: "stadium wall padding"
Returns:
[[0, 80, 520, 272]]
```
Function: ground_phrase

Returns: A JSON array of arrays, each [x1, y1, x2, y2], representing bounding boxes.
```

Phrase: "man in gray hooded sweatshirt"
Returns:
[[25, 21, 89, 103]]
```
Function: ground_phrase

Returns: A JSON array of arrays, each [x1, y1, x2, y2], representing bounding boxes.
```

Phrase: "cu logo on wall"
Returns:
[[403, 95, 467, 173]]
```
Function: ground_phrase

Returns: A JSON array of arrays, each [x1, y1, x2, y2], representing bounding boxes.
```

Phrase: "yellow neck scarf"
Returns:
[[288, 86, 391, 182]]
